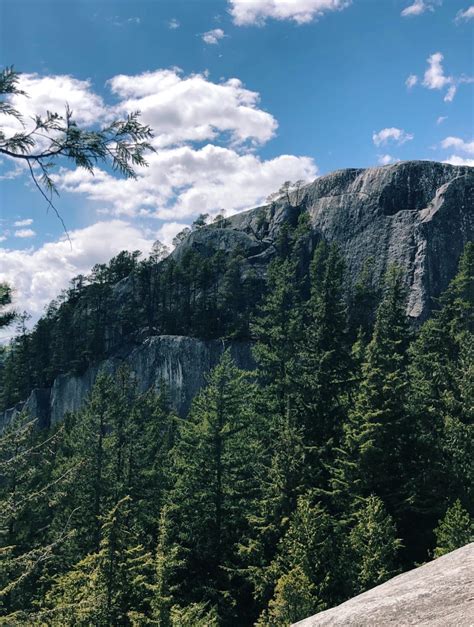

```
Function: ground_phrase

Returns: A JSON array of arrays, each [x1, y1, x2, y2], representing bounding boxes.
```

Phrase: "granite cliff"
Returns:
[[2, 160, 472, 428]]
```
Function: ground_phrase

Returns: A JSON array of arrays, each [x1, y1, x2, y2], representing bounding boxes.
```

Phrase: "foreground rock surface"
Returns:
[[294, 543, 474, 627]]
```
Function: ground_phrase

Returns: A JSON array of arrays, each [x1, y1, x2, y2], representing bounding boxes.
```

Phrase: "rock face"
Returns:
[[3, 336, 253, 427], [230, 160, 474, 320], [1, 160, 472, 428], [294, 543, 474, 627]]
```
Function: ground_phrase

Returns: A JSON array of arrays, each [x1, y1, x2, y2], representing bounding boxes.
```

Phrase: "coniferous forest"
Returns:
[[0, 217, 473, 625]]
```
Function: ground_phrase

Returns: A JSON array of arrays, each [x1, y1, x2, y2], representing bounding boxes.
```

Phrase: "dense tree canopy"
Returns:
[[0, 217, 472, 624]]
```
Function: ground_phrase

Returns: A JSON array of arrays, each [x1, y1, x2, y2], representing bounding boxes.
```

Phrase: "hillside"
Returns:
[[1, 160, 473, 428], [0, 160, 472, 625]]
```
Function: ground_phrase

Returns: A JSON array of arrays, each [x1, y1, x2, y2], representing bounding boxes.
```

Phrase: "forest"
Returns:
[[0, 216, 472, 626]]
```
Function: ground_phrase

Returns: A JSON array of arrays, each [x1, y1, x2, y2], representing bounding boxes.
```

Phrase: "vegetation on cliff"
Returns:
[[0, 222, 472, 625]]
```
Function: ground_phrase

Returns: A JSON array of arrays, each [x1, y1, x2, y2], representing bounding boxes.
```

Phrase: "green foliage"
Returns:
[[256, 566, 316, 626], [0, 66, 154, 219], [165, 351, 262, 623], [0, 238, 472, 625], [0, 283, 15, 329], [349, 495, 402, 593], [434, 500, 473, 558]]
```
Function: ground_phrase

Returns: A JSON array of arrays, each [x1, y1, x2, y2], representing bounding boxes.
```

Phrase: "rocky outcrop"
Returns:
[[3, 336, 253, 428], [230, 161, 473, 320], [1, 160, 472, 429], [294, 543, 474, 626]]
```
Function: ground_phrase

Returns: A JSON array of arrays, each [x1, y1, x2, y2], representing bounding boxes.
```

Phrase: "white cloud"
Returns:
[[441, 136, 474, 154], [377, 154, 399, 165], [372, 127, 414, 147], [436, 116, 447, 125], [0, 221, 155, 323], [423, 52, 452, 90], [455, 6, 474, 22], [443, 155, 474, 167], [7, 67, 318, 316], [229, 0, 351, 25], [9, 73, 106, 127], [419, 52, 473, 102], [55, 145, 317, 220], [14, 229, 36, 238], [168, 18, 180, 29], [405, 74, 418, 88], [0, 236, 6, 243], [107, 69, 277, 148], [401, 0, 436, 17], [13, 218, 33, 227], [202, 28, 225, 45], [444, 85, 457, 102]]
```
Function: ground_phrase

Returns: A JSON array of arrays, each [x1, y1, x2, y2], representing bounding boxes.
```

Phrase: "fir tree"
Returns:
[[166, 351, 262, 624], [349, 495, 401, 593], [434, 500, 473, 558], [332, 266, 411, 518]]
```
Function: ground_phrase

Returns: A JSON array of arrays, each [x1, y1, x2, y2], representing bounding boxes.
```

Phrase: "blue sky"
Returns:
[[0, 0, 473, 326]]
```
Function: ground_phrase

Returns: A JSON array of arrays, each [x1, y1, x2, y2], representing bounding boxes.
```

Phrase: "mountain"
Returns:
[[1, 160, 473, 429], [294, 543, 474, 626]]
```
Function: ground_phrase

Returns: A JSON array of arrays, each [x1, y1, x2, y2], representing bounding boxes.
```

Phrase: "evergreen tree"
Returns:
[[43, 497, 154, 626], [256, 566, 316, 627], [166, 351, 262, 624], [434, 500, 473, 558], [332, 266, 411, 518], [262, 493, 348, 622], [405, 243, 473, 557], [349, 495, 401, 593], [0, 283, 15, 329], [296, 242, 352, 486]]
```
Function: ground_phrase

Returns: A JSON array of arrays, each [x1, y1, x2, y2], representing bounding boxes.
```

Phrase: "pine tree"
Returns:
[[296, 242, 352, 486], [349, 495, 401, 593], [332, 266, 411, 518], [405, 243, 473, 557], [166, 351, 262, 624], [262, 493, 348, 622], [434, 500, 473, 558], [43, 497, 154, 626], [256, 566, 316, 627]]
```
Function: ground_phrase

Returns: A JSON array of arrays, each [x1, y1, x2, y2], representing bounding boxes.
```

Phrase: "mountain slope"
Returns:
[[1, 160, 472, 428]]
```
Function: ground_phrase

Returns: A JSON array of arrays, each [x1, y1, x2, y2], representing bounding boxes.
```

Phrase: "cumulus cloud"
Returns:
[[455, 6, 474, 22], [372, 127, 414, 147], [401, 0, 437, 17], [107, 69, 277, 148], [202, 28, 225, 44], [419, 52, 473, 102], [0, 221, 155, 325], [441, 136, 474, 154], [168, 18, 180, 29], [228, 0, 351, 26], [9, 73, 106, 128], [14, 229, 36, 238], [405, 74, 418, 88], [436, 116, 447, 125], [13, 218, 33, 227], [440, 136, 474, 168], [423, 52, 452, 91], [55, 146, 317, 219], [5, 67, 318, 319]]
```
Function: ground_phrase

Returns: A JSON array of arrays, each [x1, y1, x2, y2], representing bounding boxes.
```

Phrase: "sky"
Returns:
[[0, 0, 473, 332]]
